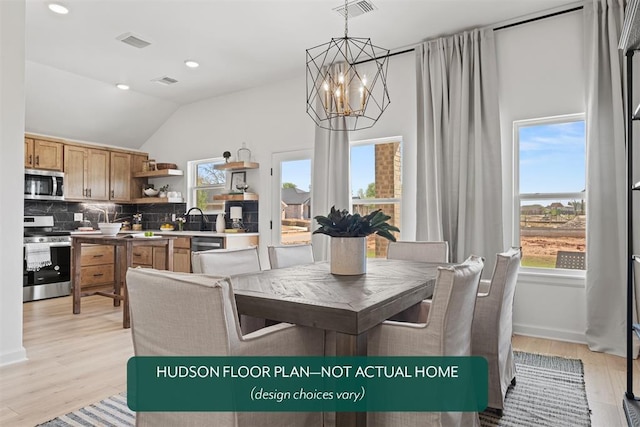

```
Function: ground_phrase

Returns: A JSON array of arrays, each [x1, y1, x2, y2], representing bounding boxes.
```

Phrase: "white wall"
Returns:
[[141, 11, 588, 343], [141, 52, 418, 261], [0, 0, 27, 365], [495, 10, 587, 342]]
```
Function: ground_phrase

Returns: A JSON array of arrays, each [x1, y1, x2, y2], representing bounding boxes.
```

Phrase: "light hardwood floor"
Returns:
[[0, 295, 637, 426]]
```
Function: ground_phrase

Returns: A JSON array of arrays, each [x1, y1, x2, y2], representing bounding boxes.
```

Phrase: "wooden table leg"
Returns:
[[113, 245, 122, 307], [72, 239, 82, 314], [335, 332, 367, 427], [122, 241, 134, 329]]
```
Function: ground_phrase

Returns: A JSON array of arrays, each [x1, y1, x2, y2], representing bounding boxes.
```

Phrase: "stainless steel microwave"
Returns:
[[24, 169, 64, 201]]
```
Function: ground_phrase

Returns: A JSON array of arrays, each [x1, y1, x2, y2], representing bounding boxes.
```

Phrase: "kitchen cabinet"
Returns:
[[131, 246, 167, 269], [131, 237, 193, 270], [77, 244, 115, 292], [24, 137, 63, 171], [172, 236, 191, 272], [64, 145, 110, 201], [109, 152, 131, 201]]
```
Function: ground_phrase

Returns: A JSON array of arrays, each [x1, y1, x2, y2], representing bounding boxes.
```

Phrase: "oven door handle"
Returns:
[[46, 242, 72, 248]]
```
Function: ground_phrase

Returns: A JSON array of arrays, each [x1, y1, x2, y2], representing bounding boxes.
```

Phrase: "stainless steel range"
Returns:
[[23, 216, 71, 302]]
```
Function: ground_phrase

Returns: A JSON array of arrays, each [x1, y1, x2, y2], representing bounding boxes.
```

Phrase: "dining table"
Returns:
[[71, 234, 175, 328], [231, 258, 440, 427]]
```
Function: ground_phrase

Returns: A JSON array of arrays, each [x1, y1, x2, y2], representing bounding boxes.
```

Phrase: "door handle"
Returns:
[[35, 155, 39, 166], [29, 154, 33, 165]]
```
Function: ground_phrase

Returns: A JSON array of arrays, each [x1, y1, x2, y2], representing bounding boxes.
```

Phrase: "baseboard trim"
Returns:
[[514, 323, 586, 344], [0, 346, 27, 366]]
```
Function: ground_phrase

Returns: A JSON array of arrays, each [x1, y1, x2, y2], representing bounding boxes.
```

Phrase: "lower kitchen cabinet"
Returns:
[[133, 237, 191, 272], [172, 237, 192, 273], [78, 244, 115, 292]]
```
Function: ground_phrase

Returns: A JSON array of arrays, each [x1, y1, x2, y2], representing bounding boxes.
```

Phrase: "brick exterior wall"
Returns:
[[373, 142, 401, 257]]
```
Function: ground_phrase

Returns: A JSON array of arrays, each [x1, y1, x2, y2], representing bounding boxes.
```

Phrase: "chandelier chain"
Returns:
[[344, 0, 348, 38]]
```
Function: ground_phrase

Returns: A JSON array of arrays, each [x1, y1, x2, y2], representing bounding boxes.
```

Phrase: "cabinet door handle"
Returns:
[[92, 254, 104, 258], [133, 252, 142, 256], [35, 155, 39, 166], [92, 273, 104, 277], [29, 155, 33, 165], [88, 188, 91, 197], [111, 190, 115, 198]]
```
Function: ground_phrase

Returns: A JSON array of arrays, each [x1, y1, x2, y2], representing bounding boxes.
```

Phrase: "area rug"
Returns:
[[38, 351, 590, 427]]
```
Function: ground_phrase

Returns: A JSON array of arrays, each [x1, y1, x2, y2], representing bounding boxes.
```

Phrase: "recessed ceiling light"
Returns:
[[184, 60, 200, 68], [116, 83, 130, 91], [48, 3, 69, 14]]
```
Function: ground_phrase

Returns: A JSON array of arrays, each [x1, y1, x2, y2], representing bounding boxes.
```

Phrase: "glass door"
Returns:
[[271, 150, 312, 245]]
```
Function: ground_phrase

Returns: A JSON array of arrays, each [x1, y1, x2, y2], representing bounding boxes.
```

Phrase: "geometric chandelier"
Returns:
[[305, 0, 390, 131]]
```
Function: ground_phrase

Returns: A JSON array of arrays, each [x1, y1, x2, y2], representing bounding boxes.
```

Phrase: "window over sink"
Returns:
[[186, 157, 226, 214]]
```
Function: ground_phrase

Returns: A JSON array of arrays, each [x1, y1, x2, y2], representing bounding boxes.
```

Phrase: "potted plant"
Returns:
[[313, 206, 399, 275]]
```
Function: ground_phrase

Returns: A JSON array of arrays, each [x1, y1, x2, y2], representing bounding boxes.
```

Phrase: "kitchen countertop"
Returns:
[[70, 230, 259, 237]]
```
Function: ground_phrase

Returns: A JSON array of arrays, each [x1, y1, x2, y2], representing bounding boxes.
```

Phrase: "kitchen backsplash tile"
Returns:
[[24, 200, 258, 232]]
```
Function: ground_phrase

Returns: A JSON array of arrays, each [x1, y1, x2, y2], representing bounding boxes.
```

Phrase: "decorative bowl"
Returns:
[[143, 188, 159, 197], [98, 222, 122, 236], [160, 224, 175, 231]]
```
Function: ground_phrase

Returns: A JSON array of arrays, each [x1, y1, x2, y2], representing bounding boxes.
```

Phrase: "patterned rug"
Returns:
[[37, 351, 591, 427]]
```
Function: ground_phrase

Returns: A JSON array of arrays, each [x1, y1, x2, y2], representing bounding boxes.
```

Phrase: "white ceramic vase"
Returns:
[[330, 236, 367, 275], [216, 213, 226, 233]]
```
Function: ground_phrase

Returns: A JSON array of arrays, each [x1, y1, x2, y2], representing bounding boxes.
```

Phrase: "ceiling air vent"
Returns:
[[333, 0, 377, 18], [116, 32, 151, 49], [151, 76, 179, 86]]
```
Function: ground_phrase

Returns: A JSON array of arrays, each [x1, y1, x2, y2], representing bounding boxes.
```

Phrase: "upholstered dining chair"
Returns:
[[191, 246, 261, 275], [471, 247, 521, 414], [267, 244, 314, 269], [126, 268, 324, 427], [367, 255, 484, 427], [386, 240, 450, 263], [386, 241, 450, 322], [191, 246, 264, 334]]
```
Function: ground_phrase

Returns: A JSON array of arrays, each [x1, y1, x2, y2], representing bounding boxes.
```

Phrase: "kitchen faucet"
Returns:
[[184, 207, 207, 231]]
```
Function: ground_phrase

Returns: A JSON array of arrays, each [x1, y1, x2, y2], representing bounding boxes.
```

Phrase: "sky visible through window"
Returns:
[[519, 120, 585, 194], [281, 148, 374, 196]]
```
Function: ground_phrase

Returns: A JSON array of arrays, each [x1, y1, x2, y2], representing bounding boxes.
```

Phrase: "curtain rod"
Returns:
[[355, 5, 584, 65]]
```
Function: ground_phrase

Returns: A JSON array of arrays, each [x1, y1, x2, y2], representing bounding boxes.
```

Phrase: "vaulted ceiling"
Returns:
[[24, 0, 577, 148]]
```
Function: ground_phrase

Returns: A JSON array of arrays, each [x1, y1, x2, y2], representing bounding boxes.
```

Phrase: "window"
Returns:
[[186, 158, 226, 214], [514, 114, 586, 271], [351, 137, 402, 258]]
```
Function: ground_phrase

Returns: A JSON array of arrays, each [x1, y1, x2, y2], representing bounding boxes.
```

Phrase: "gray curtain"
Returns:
[[415, 28, 503, 274], [584, 0, 634, 357], [310, 118, 350, 261]]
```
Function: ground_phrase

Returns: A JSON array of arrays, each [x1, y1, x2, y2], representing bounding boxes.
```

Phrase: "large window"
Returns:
[[514, 114, 586, 271], [351, 137, 402, 258], [186, 158, 226, 214]]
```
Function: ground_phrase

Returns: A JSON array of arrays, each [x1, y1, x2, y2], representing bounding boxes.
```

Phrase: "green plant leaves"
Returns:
[[313, 206, 399, 241]]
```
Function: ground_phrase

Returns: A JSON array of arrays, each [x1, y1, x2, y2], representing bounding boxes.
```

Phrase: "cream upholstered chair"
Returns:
[[387, 240, 449, 263], [267, 244, 314, 269], [191, 247, 261, 275], [387, 241, 449, 322], [471, 247, 521, 414], [191, 247, 264, 335], [367, 255, 484, 427], [126, 268, 324, 427]]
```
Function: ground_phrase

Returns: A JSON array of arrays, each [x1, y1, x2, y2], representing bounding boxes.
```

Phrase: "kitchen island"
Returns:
[[71, 234, 175, 328]]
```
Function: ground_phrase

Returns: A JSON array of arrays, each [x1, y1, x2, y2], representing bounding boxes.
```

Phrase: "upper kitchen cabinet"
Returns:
[[24, 137, 63, 171], [110, 152, 131, 201], [64, 145, 110, 201]]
